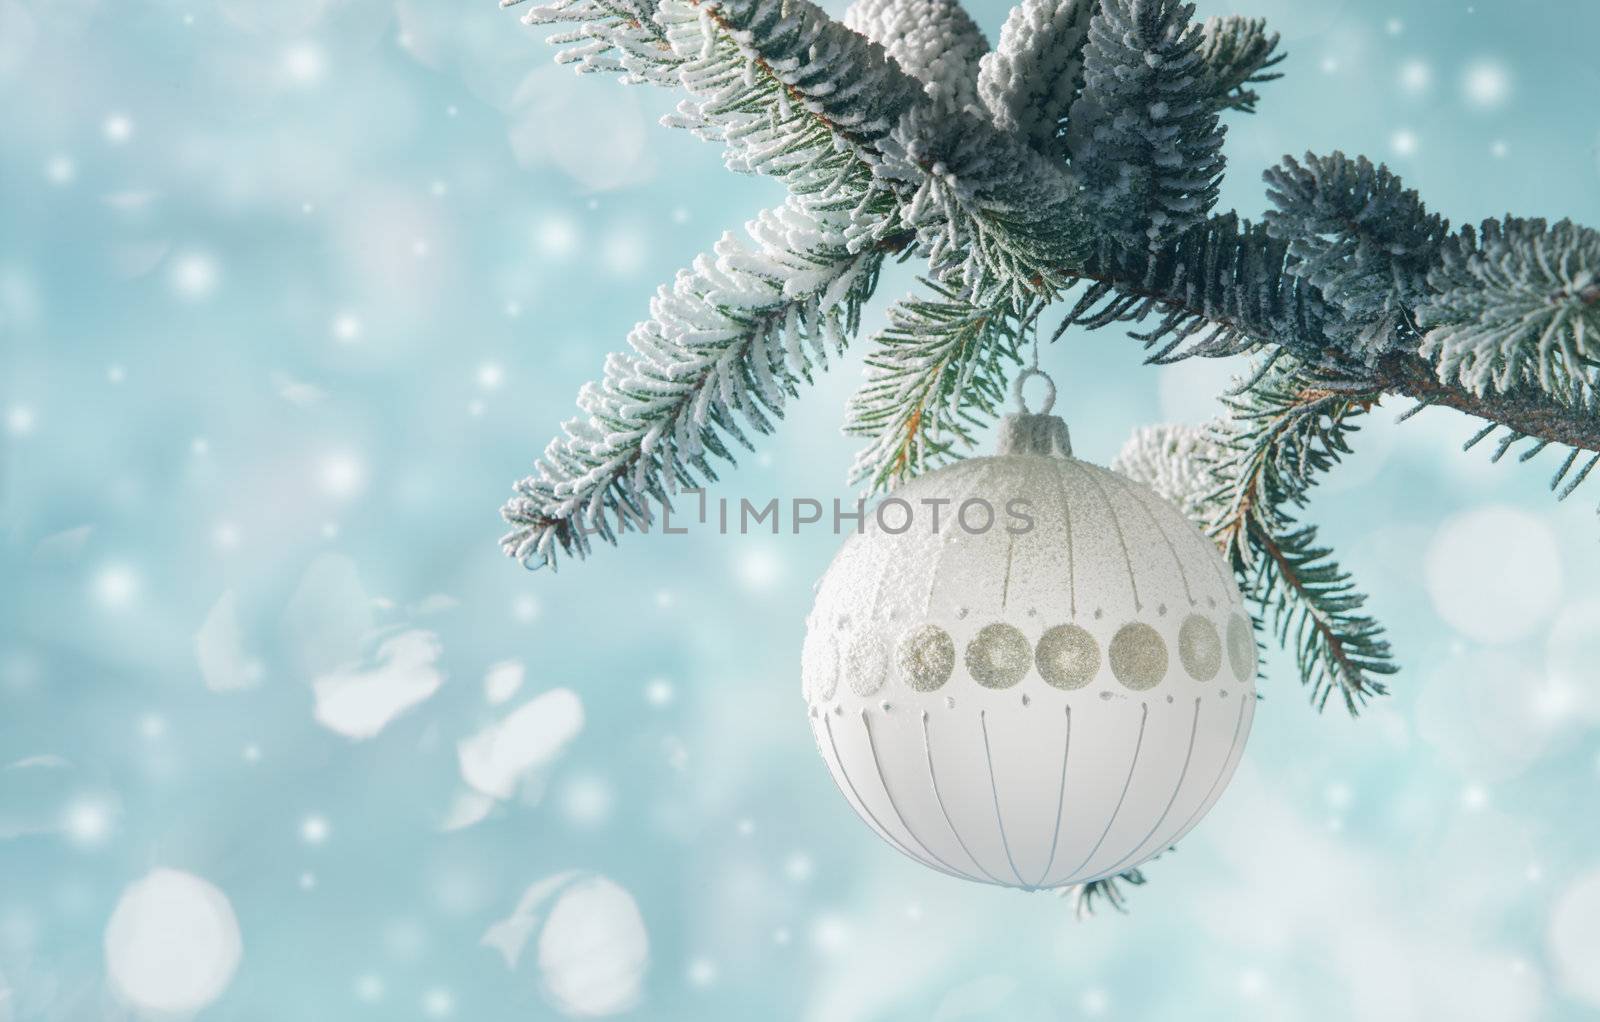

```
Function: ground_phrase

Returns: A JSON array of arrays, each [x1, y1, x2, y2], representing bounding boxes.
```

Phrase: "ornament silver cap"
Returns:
[[997, 368, 1072, 458]]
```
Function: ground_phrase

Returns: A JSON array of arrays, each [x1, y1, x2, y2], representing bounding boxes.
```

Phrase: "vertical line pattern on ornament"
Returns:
[[1100, 697, 1202, 878], [865, 473, 905, 631], [1190, 512, 1237, 600], [1054, 702, 1150, 885], [1144, 470, 1236, 601], [860, 709, 992, 885], [1065, 460, 1141, 612], [1166, 693, 1250, 848], [1107, 472, 1196, 608], [979, 709, 1031, 889], [1046, 461, 1078, 619], [925, 461, 1002, 618], [1032, 703, 1074, 889], [867, 462, 982, 637], [1000, 529, 1017, 610], [820, 711, 971, 883], [920, 710, 1008, 886]]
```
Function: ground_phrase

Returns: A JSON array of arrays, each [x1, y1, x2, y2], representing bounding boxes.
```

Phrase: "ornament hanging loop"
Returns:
[[999, 367, 1071, 457], [1011, 368, 1056, 416]]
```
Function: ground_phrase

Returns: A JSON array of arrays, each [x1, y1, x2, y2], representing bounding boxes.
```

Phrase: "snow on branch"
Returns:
[[844, 0, 990, 113], [1110, 422, 1222, 522], [503, 0, 681, 83], [1196, 15, 1283, 114], [977, 0, 1094, 158], [673, 0, 1089, 303], [1264, 152, 1450, 363], [1420, 216, 1600, 400], [500, 197, 902, 569], [1068, 0, 1227, 249], [500, 0, 1099, 568]]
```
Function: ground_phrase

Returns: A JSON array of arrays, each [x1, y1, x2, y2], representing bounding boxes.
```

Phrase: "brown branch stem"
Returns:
[[1207, 387, 1373, 695], [1251, 520, 1353, 674], [1378, 352, 1600, 451]]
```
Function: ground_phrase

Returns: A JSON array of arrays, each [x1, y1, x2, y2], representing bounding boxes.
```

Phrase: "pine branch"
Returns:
[[499, 0, 1092, 568], [1112, 397, 1393, 714], [1068, 0, 1227, 250], [500, 200, 909, 568], [1059, 214, 1600, 472], [1419, 216, 1600, 399], [1058, 212, 1334, 364], [1111, 422, 1223, 522], [505, 0, 680, 83], [844, 281, 1033, 489], [1196, 15, 1283, 114], [829, 0, 1092, 302], [1245, 524, 1394, 713], [1381, 350, 1600, 456], [498, 0, 1600, 578], [976, 5, 1278, 163], [1381, 350, 1600, 502], [657, 0, 923, 243], [1061, 864, 1154, 918], [659, 0, 1090, 301], [1263, 152, 1450, 362], [844, 0, 990, 113], [1204, 361, 1396, 713], [977, 0, 1095, 158], [510, 0, 918, 256], [875, 100, 1088, 304]]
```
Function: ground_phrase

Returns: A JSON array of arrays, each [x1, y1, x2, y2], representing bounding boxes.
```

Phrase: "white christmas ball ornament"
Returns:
[[803, 374, 1256, 890]]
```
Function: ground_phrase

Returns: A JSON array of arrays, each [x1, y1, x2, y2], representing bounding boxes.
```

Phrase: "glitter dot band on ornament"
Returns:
[[800, 368, 1257, 891]]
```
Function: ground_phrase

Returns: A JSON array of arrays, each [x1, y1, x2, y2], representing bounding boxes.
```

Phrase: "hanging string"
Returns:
[[1012, 322, 1055, 416]]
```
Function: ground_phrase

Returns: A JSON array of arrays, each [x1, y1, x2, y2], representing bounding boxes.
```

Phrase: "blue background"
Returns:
[[4, 0, 1600, 1018]]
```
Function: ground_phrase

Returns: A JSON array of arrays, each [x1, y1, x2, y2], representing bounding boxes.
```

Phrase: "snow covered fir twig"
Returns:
[[498, 0, 1600, 709]]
